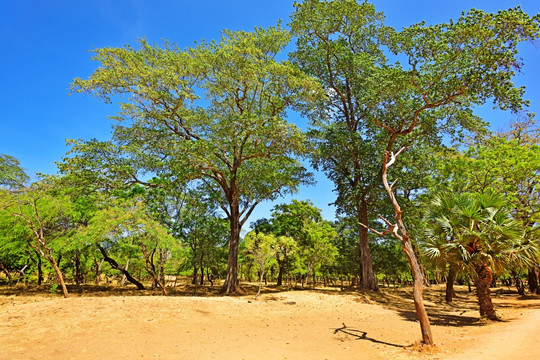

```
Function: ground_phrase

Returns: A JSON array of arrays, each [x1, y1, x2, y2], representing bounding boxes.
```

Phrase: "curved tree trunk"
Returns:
[[97, 245, 145, 290], [141, 246, 167, 296], [474, 263, 498, 320], [46, 250, 68, 298], [357, 198, 378, 291], [378, 149, 434, 345], [401, 238, 433, 344]]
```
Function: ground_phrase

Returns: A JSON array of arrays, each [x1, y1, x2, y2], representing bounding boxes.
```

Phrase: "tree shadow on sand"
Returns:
[[332, 322, 406, 348]]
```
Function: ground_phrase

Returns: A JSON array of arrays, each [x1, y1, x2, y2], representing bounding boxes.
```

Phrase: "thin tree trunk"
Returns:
[[47, 251, 68, 298], [97, 245, 145, 290], [207, 267, 213, 287], [74, 250, 82, 285], [474, 264, 498, 320], [94, 258, 104, 285], [369, 149, 434, 345], [446, 267, 456, 303], [141, 245, 167, 296], [357, 197, 378, 291], [120, 259, 130, 286], [511, 270, 525, 296], [0, 261, 13, 286], [255, 269, 265, 300], [276, 258, 285, 286], [221, 201, 241, 294]]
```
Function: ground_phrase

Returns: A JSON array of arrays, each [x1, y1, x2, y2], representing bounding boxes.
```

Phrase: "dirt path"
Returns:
[[0, 286, 538, 360], [447, 308, 540, 360]]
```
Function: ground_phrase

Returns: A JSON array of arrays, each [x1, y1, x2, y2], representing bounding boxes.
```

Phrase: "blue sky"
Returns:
[[1, 0, 539, 224]]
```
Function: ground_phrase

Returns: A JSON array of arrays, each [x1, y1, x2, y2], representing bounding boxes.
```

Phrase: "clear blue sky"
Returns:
[[1, 1, 539, 225]]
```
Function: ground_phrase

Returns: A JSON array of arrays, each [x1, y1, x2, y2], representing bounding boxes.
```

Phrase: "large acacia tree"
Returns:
[[366, 6, 539, 345], [65, 26, 320, 293]]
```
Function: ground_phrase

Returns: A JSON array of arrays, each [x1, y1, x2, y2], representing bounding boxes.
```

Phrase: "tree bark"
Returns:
[[97, 245, 145, 290], [378, 149, 434, 345], [474, 263, 498, 320], [221, 201, 241, 294], [120, 259, 130, 286], [276, 259, 284, 286], [46, 250, 69, 298], [511, 270, 525, 296], [445, 267, 456, 303], [141, 245, 167, 296], [357, 197, 378, 291], [94, 258, 103, 285], [74, 250, 82, 285], [528, 264, 539, 294]]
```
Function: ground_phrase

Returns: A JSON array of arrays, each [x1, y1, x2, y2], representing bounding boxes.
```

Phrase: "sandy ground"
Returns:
[[0, 284, 539, 360]]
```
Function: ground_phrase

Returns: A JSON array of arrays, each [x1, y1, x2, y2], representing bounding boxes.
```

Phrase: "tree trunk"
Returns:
[[0, 261, 13, 286], [29, 250, 44, 285], [120, 259, 130, 286], [357, 197, 378, 291], [402, 239, 434, 344], [94, 258, 103, 285], [276, 258, 285, 286], [474, 263, 498, 320], [192, 263, 198, 285], [379, 149, 434, 345], [255, 269, 265, 300], [221, 202, 241, 294], [47, 251, 69, 298], [511, 270, 525, 296], [207, 268, 214, 287], [97, 245, 145, 290], [141, 246, 167, 296], [199, 265, 204, 286], [528, 265, 539, 294], [74, 251, 82, 285], [445, 267, 456, 303]]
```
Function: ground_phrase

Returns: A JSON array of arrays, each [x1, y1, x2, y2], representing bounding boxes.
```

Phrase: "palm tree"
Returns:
[[422, 191, 534, 320]]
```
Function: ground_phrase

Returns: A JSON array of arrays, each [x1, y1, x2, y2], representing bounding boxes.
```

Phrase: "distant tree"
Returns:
[[79, 197, 176, 295], [65, 26, 321, 293], [0, 181, 77, 298], [255, 199, 323, 285], [243, 232, 284, 299], [0, 154, 28, 189]]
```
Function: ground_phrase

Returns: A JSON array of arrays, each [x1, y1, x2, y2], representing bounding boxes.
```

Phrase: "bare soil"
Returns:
[[0, 283, 538, 360]]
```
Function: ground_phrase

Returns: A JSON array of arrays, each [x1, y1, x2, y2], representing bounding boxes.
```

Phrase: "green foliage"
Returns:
[[65, 25, 321, 226], [421, 191, 537, 277], [0, 154, 29, 189]]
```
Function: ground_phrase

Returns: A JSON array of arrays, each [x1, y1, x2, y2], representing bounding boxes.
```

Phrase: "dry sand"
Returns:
[[1, 284, 538, 360]]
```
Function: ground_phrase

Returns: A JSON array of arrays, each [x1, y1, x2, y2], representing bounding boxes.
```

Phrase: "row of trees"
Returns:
[[1, 0, 539, 346]]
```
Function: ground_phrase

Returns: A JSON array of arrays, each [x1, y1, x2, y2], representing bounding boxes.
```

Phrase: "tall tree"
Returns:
[[290, 0, 386, 291], [64, 26, 321, 293], [293, 0, 539, 345]]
